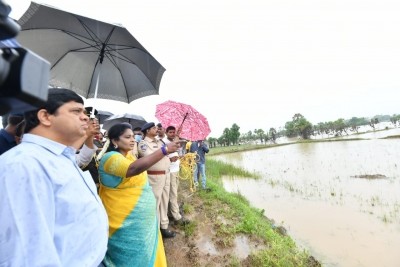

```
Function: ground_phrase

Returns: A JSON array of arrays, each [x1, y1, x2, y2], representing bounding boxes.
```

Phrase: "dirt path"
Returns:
[[164, 189, 240, 266], [163, 181, 264, 267], [163, 179, 321, 267]]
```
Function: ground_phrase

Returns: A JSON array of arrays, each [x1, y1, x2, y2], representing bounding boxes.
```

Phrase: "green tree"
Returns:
[[284, 121, 297, 137], [374, 114, 390, 122], [248, 131, 254, 141], [269, 128, 277, 143], [284, 113, 313, 139], [217, 136, 225, 146], [222, 128, 231, 146], [240, 130, 256, 144], [229, 123, 240, 145], [207, 137, 218, 148], [369, 118, 379, 131], [390, 114, 400, 127], [346, 117, 368, 133], [292, 113, 304, 122], [254, 128, 265, 143], [297, 117, 313, 139], [333, 118, 348, 136]]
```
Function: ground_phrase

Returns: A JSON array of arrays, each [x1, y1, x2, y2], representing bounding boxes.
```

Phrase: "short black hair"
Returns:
[[24, 88, 84, 133], [8, 114, 24, 126], [166, 125, 176, 132], [15, 120, 26, 138]]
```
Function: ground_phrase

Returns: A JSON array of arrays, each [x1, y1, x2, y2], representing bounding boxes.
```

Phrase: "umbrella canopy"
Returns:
[[155, 100, 211, 141], [97, 110, 114, 124], [103, 113, 147, 131], [16, 2, 165, 103], [84, 107, 112, 123]]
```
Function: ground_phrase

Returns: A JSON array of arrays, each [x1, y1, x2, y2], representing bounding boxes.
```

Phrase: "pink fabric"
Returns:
[[155, 100, 211, 141]]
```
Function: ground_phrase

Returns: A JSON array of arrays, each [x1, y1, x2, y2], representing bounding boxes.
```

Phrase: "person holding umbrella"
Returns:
[[76, 107, 102, 186], [98, 122, 179, 266]]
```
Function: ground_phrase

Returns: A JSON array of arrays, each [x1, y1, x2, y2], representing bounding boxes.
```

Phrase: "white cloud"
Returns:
[[9, 0, 400, 136]]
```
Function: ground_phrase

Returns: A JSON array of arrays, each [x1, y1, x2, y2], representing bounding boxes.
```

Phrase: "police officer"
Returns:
[[138, 122, 176, 238]]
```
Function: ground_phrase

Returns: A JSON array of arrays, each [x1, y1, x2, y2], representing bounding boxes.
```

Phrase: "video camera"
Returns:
[[0, 1, 50, 115]]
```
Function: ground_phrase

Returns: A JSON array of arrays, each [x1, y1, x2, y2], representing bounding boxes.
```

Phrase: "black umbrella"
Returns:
[[84, 107, 112, 123], [102, 113, 147, 131], [17, 2, 165, 105], [97, 110, 114, 124]]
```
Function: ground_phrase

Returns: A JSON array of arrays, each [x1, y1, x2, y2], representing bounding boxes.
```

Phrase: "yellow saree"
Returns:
[[99, 151, 167, 267]]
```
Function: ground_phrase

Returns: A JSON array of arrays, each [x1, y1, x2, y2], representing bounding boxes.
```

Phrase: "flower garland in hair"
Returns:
[[96, 138, 110, 162]]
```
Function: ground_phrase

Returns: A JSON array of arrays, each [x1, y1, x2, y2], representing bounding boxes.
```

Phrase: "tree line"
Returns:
[[207, 113, 400, 147]]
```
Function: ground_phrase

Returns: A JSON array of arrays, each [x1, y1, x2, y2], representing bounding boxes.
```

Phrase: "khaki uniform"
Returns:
[[138, 136, 171, 229]]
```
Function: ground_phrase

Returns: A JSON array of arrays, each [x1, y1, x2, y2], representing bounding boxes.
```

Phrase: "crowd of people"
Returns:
[[0, 88, 210, 266]]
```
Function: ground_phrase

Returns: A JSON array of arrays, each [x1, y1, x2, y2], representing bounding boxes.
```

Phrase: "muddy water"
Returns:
[[212, 137, 400, 267]]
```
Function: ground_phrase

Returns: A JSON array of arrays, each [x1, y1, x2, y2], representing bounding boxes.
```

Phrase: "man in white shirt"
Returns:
[[0, 88, 108, 267], [156, 122, 166, 140], [165, 125, 190, 226]]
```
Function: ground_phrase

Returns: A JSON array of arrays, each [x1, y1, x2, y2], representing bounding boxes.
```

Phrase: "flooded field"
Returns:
[[212, 132, 400, 266]]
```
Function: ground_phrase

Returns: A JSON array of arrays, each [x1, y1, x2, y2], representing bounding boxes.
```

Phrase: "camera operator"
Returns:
[[0, 1, 50, 116]]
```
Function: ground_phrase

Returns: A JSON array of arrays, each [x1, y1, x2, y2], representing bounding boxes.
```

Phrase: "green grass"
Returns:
[[206, 158, 261, 179], [182, 221, 196, 236], [296, 138, 365, 143], [382, 135, 400, 139], [179, 203, 196, 236], [208, 143, 290, 156], [227, 256, 241, 267], [195, 133, 399, 266], [182, 202, 194, 214], [207, 138, 367, 157], [191, 147, 320, 266], [197, 180, 316, 266]]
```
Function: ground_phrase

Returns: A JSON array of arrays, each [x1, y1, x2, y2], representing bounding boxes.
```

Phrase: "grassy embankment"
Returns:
[[206, 137, 365, 156], [181, 143, 321, 266]]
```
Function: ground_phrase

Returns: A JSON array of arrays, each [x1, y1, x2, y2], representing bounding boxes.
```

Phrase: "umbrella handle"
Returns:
[[177, 112, 188, 136], [90, 62, 103, 119], [179, 113, 188, 128]]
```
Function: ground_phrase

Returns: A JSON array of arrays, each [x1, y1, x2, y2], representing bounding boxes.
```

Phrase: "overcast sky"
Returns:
[[9, 0, 400, 136]]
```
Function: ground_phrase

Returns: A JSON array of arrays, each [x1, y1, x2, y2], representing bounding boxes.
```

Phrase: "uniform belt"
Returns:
[[147, 170, 166, 175]]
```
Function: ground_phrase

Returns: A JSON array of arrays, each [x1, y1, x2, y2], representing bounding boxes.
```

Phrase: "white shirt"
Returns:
[[76, 143, 98, 167], [0, 134, 108, 267], [163, 137, 180, 173]]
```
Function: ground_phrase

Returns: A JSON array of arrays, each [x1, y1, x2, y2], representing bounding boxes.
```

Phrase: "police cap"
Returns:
[[141, 122, 155, 133]]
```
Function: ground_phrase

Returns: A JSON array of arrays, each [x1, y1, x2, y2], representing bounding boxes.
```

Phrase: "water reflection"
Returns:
[[213, 138, 400, 267]]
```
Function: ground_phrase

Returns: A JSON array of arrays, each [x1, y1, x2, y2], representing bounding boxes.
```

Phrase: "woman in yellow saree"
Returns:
[[98, 123, 178, 266]]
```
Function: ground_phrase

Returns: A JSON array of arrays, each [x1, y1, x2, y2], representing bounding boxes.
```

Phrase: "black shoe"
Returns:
[[175, 217, 190, 226], [160, 228, 176, 238]]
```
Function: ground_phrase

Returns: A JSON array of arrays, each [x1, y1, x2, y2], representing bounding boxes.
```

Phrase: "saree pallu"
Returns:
[[99, 151, 167, 267]]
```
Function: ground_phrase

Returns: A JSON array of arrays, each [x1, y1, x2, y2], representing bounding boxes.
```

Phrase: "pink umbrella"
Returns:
[[155, 100, 211, 141]]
